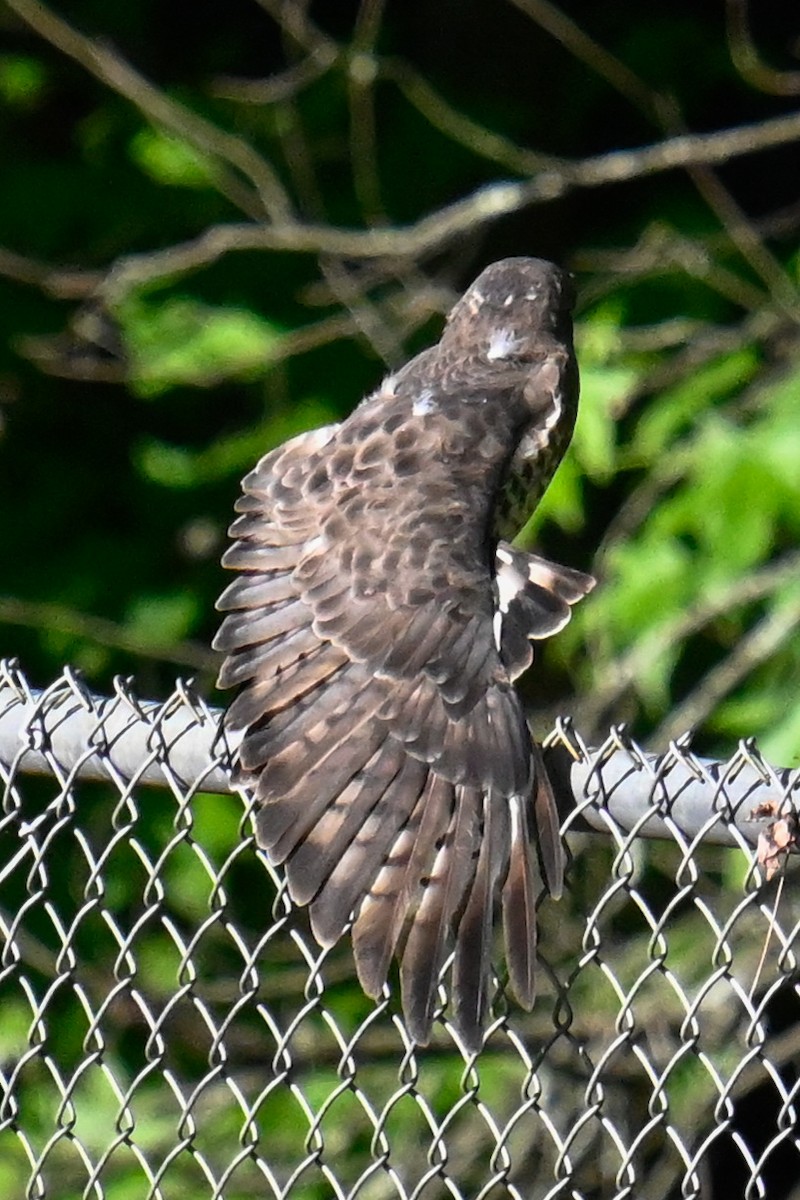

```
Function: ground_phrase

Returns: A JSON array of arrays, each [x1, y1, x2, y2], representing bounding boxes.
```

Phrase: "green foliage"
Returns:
[[1, 1, 798, 750], [0, 53, 48, 107], [532, 308, 641, 533], [134, 396, 338, 488], [120, 295, 283, 395], [584, 351, 800, 726], [128, 128, 216, 190], [124, 590, 199, 643]]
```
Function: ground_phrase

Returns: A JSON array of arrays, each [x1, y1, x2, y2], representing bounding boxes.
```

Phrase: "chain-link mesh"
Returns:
[[1, 660, 799, 1200]]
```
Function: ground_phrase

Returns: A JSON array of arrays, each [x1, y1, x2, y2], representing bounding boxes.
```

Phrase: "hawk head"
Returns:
[[442, 257, 576, 363]]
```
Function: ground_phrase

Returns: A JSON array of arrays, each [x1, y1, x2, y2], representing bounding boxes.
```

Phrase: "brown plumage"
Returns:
[[214, 258, 594, 1050]]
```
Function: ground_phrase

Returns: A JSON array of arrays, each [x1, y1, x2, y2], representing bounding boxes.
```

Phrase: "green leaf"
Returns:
[[586, 535, 694, 707], [0, 55, 48, 108], [119, 296, 283, 395], [134, 396, 338, 488], [124, 591, 199, 644], [755, 699, 800, 767], [190, 792, 242, 856], [528, 450, 585, 534], [572, 361, 631, 482], [572, 312, 638, 483], [128, 127, 215, 188], [631, 347, 759, 463], [710, 691, 788, 740]]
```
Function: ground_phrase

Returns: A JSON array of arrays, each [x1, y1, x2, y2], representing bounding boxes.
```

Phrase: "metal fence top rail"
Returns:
[[1, 659, 796, 851], [2, 659, 800, 1200]]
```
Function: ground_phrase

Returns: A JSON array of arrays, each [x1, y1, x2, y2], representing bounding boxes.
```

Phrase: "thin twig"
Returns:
[[215, 0, 340, 101], [581, 551, 800, 732], [574, 202, 800, 290], [387, 58, 561, 177], [749, 875, 784, 1002], [726, 0, 800, 97], [212, 52, 337, 104], [250, 0, 340, 60], [265, 30, 409, 369], [91, 108, 800, 303], [4, 0, 295, 223], [0, 595, 217, 672], [348, 0, 388, 227], [0, 247, 102, 299], [509, 0, 800, 318], [507, 0, 667, 122], [676, 129, 800, 320], [317, 258, 407, 366], [651, 590, 800, 745]]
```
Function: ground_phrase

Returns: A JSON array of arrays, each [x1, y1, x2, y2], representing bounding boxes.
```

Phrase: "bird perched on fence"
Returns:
[[214, 257, 594, 1050]]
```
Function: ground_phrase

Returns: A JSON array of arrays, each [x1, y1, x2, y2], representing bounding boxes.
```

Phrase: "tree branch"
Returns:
[[91, 108, 800, 303], [0, 596, 217, 672], [3, 0, 295, 223], [581, 551, 800, 734], [0, 246, 102, 299], [726, 0, 800, 97], [651, 589, 800, 746], [508, 0, 800, 316]]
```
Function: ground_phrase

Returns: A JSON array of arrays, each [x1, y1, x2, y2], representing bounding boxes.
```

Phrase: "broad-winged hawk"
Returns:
[[214, 257, 594, 1049]]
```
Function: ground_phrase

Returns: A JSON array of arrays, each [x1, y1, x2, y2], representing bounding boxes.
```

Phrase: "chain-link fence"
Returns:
[[1, 660, 799, 1200]]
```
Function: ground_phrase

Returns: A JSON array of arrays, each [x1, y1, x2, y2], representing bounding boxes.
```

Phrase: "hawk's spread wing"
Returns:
[[215, 257, 594, 1048]]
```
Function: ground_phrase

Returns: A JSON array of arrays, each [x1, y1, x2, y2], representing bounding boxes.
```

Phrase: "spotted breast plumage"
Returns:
[[214, 257, 594, 1049]]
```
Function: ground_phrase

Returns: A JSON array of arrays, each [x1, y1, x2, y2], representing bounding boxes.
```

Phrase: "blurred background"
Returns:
[[1, 0, 799, 754], [3, 6, 800, 1199]]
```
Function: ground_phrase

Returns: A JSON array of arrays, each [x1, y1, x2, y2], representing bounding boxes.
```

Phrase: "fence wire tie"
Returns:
[[145, 692, 187, 767], [0, 657, 30, 705], [172, 677, 206, 722], [112, 673, 148, 719], [21, 688, 57, 756], [545, 714, 586, 762], [666, 729, 705, 780], [580, 723, 630, 802], [735, 736, 774, 787], [61, 664, 96, 713]]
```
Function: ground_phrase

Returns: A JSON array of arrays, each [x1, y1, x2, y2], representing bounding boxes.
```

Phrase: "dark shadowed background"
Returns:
[[1, 0, 800, 758]]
